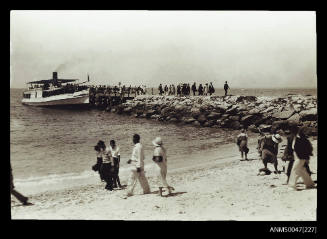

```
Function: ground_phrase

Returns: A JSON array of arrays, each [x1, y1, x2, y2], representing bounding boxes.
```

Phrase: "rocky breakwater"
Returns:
[[109, 94, 318, 136]]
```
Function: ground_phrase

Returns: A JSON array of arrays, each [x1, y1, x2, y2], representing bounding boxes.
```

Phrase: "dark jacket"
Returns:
[[294, 135, 313, 160], [261, 136, 278, 155]]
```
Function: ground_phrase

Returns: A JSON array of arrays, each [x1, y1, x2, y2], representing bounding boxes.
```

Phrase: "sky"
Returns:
[[10, 11, 317, 88]]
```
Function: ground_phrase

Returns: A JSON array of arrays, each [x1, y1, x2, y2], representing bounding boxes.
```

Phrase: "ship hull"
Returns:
[[22, 94, 89, 107]]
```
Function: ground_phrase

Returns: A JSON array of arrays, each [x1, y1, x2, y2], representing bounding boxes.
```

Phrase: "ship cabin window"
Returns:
[[23, 93, 31, 99]]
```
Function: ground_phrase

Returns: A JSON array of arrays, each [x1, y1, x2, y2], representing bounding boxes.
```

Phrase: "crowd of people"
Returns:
[[89, 83, 147, 98], [158, 82, 217, 96], [91, 134, 174, 198], [235, 125, 315, 190]]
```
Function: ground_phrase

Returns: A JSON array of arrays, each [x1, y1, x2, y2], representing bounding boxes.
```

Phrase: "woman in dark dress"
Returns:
[[92, 140, 105, 181]]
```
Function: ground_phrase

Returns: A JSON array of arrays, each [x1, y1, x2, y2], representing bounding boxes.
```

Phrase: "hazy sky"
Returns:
[[10, 11, 317, 88]]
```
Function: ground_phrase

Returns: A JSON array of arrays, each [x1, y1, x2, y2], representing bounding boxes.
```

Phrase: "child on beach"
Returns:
[[152, 137, 174, 196], [236, 129, 249, 161]]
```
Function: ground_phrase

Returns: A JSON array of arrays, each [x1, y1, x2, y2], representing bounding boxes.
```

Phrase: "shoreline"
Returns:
[[11, 138, 317, 220]]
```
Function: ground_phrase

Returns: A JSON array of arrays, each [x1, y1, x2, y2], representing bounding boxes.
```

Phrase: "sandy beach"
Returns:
[[11, 138, 317, 221]]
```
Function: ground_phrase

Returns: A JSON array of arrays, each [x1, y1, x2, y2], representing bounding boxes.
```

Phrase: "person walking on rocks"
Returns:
[[198, 84, 203, 96], [258, 133, 282, 175], [124, 134, 151, 198], [191, 82, 197, 96], [158, 84, 163, 96], [236, 129, 249, 161], [288, 127, 315, 190], [109, 140, 122, 189], [209, 82, 215, 95], [152, 137, 174, 196], [204, 83, 208, 96], [224, 81, 230, 96], [177, 84, 181, 96]]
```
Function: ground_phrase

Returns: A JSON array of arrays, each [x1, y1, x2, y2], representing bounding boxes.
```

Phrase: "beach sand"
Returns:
[[11, 139, 317, 221]]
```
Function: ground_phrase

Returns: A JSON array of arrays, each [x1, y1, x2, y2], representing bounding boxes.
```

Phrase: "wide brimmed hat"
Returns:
[[272, 134, 282, 143], [152, 137, 163, 147]]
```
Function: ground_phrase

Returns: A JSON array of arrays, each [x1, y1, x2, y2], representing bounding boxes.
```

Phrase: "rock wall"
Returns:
[[107, 95, 318, 136]]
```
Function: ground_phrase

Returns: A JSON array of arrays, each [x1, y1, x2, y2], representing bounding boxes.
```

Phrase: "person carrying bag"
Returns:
[[152, 137, 174, 196]]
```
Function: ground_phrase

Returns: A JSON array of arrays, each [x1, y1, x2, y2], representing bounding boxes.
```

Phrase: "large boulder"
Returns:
[[214, 104, 229, 113], [230, 120, 242, 130], [122, 107, 133, 114], [240, 114, 261, 126], [248, 108, 261, 115], [272, 110, 295, 120], [146, 110, 156, 118], [226, 105, 238, 115], [236, 96, 257, 102], [262, 106, 275, 113], [258, 124, 272, 132], [190, 107, 202, 118], [183, 117, 196, 124], [230, 115, 240, 121], [299, 108, 317, 121], [161, 107, 172, 117], [192, 121, 201, 126], [197, 114, 207, 124], [206, 112, 222, 120]]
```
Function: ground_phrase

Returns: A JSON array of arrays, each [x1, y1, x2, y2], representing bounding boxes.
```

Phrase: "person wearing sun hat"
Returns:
[[258, 133, 283, 175], [152, 137, 174, 196]]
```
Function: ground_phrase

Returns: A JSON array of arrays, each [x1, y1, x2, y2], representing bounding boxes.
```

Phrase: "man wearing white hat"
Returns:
[[152, 137, 174, 196], [259, 133, 283, 174]]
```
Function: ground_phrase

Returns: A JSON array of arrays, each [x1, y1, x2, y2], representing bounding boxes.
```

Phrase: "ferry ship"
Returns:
[[22, 72, 90, 107]]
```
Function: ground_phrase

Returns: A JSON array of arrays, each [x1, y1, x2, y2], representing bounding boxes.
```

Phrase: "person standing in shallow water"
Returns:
[[236, 129, 249, 161], [124, 134, 151, 198], [224, 81, 230, 96], [109, 140, 122, 189], [152, 137, 174, 196], [191, 82, 197, 96]]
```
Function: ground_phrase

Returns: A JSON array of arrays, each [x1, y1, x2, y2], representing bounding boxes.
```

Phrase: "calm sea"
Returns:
[[10, 88, 316, 193]]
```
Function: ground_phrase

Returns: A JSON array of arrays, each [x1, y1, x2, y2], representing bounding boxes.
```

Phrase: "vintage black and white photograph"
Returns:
[[10, 10, 317, 220]]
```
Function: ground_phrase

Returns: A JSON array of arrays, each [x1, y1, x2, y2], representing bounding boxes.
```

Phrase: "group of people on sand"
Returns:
[[235, 125, 316, 191], [93, 134, 174, 198]]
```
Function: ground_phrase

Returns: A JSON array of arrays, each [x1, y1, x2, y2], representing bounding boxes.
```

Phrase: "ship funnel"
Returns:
[[53, 72, 58, 81]]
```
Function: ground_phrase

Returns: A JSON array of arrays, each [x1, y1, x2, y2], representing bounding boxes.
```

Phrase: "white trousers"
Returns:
[[126, 169, 150, 196], [289, 159, 314, 188], [155, 162, 170, 188]]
